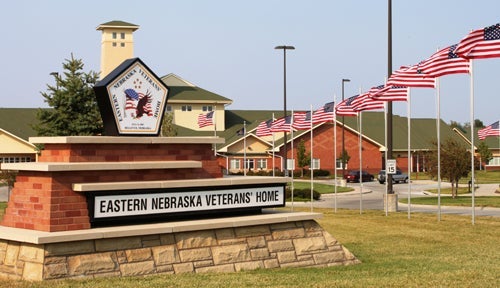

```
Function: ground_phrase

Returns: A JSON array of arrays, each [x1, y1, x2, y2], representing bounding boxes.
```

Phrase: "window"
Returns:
[[166, 105, 172, 112], [286, 158, 295, 170], [311, 158, 320, 170], [120, 32, 125, 39], [245, 159, 254, 170], [257, 159, 267, 170], [230, 159, 240, 169], [120, 43, 125, 47], [336, 159, 346, 170], [112, 32, 117, 39], [202, 106, 213, 112], [181, 105, 192, 112], [487, 157, 500, 166], [112, 42, 117, 47]]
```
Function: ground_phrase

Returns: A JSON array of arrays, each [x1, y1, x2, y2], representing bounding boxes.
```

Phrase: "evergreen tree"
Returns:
[[160, 112, 177, 136], [33, 54, 103, 136]]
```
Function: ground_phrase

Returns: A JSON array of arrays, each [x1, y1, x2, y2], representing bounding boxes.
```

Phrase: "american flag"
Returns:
[[417, 44, 470, 77], [292, 111, 312, 130], [478, 121, 500, 140], [335, 95, 359, 116], [125, 88, 139, 111], [387, 65, 436, 88], [270, 115, 292, 132], [351, 92, 385, 112], [454, 23, 500, 59], [197, 111, 214, 128], [312, 101, 335, 123], [256, 119, 273, 136], [369, 84, 408, 102]]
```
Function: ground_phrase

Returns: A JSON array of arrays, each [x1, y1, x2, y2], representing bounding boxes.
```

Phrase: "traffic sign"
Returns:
[[386, 159, 396, 174]]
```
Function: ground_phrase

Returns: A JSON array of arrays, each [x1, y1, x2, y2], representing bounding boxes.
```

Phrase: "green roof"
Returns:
[[97, 20, 139, 29], [341, 112, 466, 151], [0, 108, 40, 140], [0, 107, 470, 152], [166, 86, 232, 103]]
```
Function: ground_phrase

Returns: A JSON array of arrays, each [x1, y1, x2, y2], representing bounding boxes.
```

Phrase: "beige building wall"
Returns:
[[0, 129, 37, 163], [96, 21, 139, 79], [168, 102, 227, 131]]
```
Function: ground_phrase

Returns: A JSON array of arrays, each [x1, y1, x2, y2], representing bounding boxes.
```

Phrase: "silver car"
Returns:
[[377, 169, 408, 184]]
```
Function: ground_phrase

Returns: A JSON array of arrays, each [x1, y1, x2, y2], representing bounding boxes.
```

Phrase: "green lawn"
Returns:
[[400, 196, 500, 208], [1, 208, 498, 287]]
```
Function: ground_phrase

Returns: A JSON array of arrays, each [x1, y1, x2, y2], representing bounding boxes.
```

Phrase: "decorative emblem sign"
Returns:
[[94, 58, 169, 136]]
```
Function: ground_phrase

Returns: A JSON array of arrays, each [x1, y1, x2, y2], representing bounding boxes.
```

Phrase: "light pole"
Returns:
[[50, 72, 59, 90], [275, 45, 295, 176], [341, 78, 350, 178]]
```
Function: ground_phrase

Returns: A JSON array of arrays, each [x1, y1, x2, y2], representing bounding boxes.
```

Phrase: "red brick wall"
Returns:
[[286, 123, 382, 175], [1, 141, 222, 232]]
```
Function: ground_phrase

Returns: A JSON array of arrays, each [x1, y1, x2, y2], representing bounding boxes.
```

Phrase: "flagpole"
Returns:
[[310, 105, 314, 212], [214, 106, 217, 156], [359, 110, 363, 214], [272, 113, 276, 177], [384, 101, 388, 217], [470, 59, 476, 225], [436, 78, 441, 221], [407, 87, 411, 219], [334, 94, 338, 213], [291, 111, 295, 211], [243, 121, 247, 177]]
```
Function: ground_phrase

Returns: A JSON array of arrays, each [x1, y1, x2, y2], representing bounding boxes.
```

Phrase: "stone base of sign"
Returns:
[[0, 211, 360, 280], [384, 194, 398, 212]]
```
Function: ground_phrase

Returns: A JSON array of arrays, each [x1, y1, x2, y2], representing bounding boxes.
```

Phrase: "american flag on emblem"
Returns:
[[387, 65, 436, 88], [197, 111, 214, 128], [369, 84, 408, 101], [335, 95, 359, 116], [454, 23, 500, 59], [292, 111, 312, 130], [312, 101, 335, 123], [350, 92, 385, 112], [270, 115, 292, 132], [478, 121, 500, 140], [125, 88, 139, 111], [256, 119, 273, 136], [417, 44, 470, 77]]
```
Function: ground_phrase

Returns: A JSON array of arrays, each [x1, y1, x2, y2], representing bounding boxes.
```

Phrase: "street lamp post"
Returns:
[[50, 72, 59, 90], [275, 45, 295, 177], [341, 78, 350, 178]]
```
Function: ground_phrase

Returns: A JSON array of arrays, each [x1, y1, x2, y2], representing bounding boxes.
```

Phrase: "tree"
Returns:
[[160, 112, 177, 136], [296, 140, 310, 177], [33, 54, 103, 136], [339, 149, 350, 170], [426, 138, 472, 198], [477, 141, 493, 170], [0, 170, 17, 200], [449, 120, 466, 133]]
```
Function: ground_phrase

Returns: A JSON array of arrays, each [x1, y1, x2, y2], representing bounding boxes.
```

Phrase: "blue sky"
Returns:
[[3, 0, 500, 125]]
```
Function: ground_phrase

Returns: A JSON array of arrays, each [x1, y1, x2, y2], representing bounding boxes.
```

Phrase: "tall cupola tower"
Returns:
[[96, 20, 139, 78]]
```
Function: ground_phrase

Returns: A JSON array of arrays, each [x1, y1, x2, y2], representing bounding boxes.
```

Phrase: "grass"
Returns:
[[400, 196, 500, 208], [1, 208, 498, 287], [0, 202, 5, 220]]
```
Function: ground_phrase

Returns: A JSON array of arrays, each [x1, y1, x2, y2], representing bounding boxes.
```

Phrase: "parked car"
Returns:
[[377, 169, 408, 184], [344, 170, 374, 183]]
